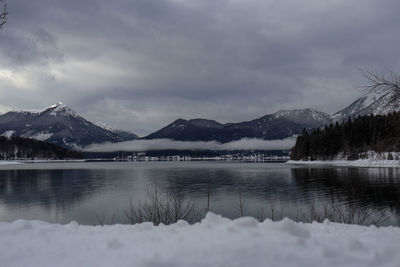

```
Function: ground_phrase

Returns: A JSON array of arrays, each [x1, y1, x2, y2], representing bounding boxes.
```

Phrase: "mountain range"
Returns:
[[0, 90, 398, 149], [144, 90, 399, 143], [0, 102, 138, 148], [144, 109, 331, 143]]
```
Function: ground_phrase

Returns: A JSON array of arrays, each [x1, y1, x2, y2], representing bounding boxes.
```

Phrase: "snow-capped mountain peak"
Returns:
[[332, 90, 399, 122], [0, 103, 139, 148], [40, 102, 80, 118], [271, 108, 332, 127], [42, 101, 66, 112], [47, 101, 65, 109]]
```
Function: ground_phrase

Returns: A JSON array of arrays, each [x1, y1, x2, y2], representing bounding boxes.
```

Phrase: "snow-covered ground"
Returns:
[[1, 213, 399, 267], [0, 160, 23, 166], [0, 130, 15, 138], [0, 160, 86, 166], [287, 159, 400, 168], [19, 159, 85, 163], [288, 151, 400, 168]]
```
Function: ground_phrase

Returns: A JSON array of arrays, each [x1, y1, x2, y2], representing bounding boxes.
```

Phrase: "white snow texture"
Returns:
[[0, 213, 399, 267], [288, 151, 400, 168]]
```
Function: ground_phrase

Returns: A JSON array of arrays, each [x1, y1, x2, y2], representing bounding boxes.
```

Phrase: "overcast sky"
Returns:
[[1, 0, 400, 136]]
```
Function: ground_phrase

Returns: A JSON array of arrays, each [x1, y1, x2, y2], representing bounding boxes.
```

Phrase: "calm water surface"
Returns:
[[0, 161, 399, 225]]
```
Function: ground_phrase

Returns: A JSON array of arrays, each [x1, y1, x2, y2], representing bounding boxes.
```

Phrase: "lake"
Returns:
[[0, 161, 399, 225]]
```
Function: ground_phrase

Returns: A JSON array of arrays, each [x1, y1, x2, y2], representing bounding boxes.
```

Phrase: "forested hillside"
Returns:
[[291, 112, 400, 160], [0, 136, 83, 160]]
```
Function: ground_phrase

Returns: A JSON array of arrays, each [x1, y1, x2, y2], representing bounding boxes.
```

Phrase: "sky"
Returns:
[[1, 0, 400, 136]]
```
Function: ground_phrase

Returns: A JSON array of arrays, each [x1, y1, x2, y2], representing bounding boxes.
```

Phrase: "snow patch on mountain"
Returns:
[[96, 122, 134, 134], [332, 91, 400, 122], [170, 119, 189, 130], [96, 122, 139, 140], [272, 109, 332, 127], [363, 92, 400, 115], [29, 131, 53, 141], [96, 122, 120, 132], [1, 130, 15, 139]]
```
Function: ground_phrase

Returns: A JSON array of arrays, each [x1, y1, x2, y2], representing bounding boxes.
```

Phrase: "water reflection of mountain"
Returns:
[[0, 169, 109, 208], [1, 164, 400, 225], [290, 167, 400, 212]]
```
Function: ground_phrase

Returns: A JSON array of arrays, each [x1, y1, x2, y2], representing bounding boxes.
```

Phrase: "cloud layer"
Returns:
[[1, 0, 400, 135], [82, 137, 297, 152]]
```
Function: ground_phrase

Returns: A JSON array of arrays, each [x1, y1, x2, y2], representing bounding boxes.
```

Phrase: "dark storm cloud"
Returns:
[[1, 0, 400, 135], [0, 29, 62, 67]]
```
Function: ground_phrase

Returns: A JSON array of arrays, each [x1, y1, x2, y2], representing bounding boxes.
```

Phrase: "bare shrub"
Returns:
[[94, 211, 116, 226], [255, 199, 387, 226], [309, 200, 387, 226], [124, 182, 199, 225], [206, 178, 212, 212], [238, 187, 244, 217], [117, 182, 388, 227]]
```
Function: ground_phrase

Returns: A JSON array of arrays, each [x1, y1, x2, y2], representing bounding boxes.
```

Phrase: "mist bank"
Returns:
[[81, 137, 297, 152]]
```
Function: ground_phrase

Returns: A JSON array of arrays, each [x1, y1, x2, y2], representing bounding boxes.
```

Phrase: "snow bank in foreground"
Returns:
[[287, 159, 400, 168], [1, 213, 399, 267]]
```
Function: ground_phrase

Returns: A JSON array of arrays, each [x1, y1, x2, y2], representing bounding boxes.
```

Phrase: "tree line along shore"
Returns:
[[291, 112, 400, 161]]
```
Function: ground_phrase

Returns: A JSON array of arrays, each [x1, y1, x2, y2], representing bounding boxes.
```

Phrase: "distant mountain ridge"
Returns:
[[145, 91, 400, 143], [1, 91, 398, 148], [0, 102, 138, 148], [95, 122, 139, 141], [144, 109, 332, 143]]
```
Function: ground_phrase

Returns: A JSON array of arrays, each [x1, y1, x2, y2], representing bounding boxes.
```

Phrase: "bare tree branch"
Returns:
[[360, 69, 400, 104], [0, 0, 7, 29]]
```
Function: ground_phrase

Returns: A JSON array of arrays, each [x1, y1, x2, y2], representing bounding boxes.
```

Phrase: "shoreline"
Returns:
[[2, 159, 400, 168], [0, 159, 86, 166], [287, 159, 400, 168], [0, 161, 24, 166]]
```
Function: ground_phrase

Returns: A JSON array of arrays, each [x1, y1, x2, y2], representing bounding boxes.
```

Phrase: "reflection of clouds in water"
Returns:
[[82, 137, 297, 152]]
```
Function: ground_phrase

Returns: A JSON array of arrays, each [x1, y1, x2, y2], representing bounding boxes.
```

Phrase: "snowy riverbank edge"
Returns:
[[0, 159, 86, 166], [0, 161, 24, 166], [1, 213, 399, 267], [287, 159, 400, 168]]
